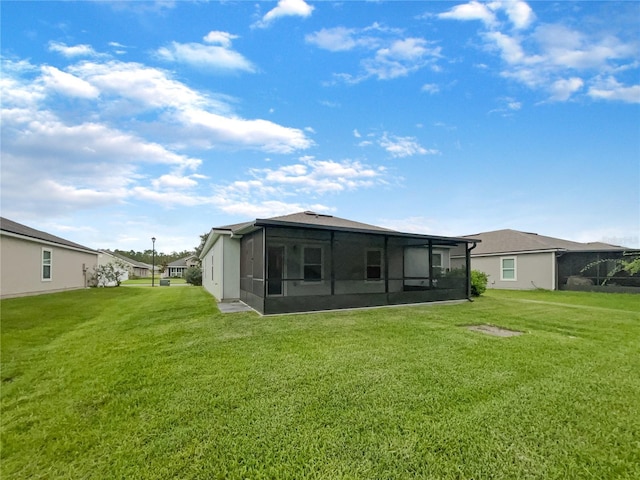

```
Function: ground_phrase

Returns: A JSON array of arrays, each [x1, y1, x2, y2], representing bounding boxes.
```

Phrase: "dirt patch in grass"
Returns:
[[466, 324, 523, 337]]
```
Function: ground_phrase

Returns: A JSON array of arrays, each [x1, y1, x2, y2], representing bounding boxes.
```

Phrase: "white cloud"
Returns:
[[152, 174, 201, 190], [203, 31, 238, 48], [588, 76, 640, 103], [439, 2, 639, 103], [254, 0, 314, 29], [1, 56, 315, 220], [178, 108, 313, 153], [549, 77, 584, 101], [65, 60, 312, 151], [438, 1, 496, 27], [438, 1, 533, 30], [156, 40, 255, 73], [209, 156, 388, 217], [421, 83, 440, 94], [305, 26, 380, 52], [499, 0, 535, 29], [379, 133, 438, 158], [41, 66, 100, 99], [48, 41, 98, 58], [308, 25, 442, 83]]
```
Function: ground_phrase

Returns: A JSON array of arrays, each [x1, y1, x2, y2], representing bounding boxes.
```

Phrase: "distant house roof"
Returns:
[[463, 229, 628, 256], [167, 255, 197, 267], [100, 250, 152, 269], [1, 217, 96, 253]]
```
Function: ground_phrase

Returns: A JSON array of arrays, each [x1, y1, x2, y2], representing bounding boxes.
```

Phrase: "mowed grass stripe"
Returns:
[[1, 287, 639, 479]]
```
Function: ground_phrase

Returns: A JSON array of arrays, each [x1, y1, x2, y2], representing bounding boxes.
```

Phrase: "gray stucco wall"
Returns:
[[465, 251, 556, 290], [1, 235, 97, 299]]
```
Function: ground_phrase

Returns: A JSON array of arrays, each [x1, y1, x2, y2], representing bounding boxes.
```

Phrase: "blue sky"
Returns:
[[2, 0, 639, 253]]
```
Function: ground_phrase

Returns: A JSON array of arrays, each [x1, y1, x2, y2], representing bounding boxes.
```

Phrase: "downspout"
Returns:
[[466, 241, 478, 301]]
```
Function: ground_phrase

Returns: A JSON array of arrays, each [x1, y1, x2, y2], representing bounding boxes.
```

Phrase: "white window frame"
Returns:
[[500, 256, 517, 281], [301, 245, 323, 284], [42, 248, 52, 281], [365, 248, 384, 282]]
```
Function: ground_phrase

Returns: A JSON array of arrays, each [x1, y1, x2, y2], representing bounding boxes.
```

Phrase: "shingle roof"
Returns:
[[1, 217, 96, 253], [101, 250, 151, 269], [464, 229, 626, 255], [218, 211, 396, 234], [262, 211, 395, 232], [167, 255, 196, 267]]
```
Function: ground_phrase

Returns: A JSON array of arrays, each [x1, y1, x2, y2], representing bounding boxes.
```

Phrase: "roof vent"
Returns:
[[303, 210, 333, 218]]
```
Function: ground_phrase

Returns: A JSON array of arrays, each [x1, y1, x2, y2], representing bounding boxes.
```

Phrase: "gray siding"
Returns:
[[469, 252, 556, 290], [1, 235, 97, 299]]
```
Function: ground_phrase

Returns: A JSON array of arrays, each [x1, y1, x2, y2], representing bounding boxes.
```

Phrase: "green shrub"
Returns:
[[185, 266, 202, 286], [471, 270, 488, 296]]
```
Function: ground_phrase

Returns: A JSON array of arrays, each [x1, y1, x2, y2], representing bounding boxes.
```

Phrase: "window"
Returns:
[[501, 257, 516, 281], [42, 248, 52, 281], [303, 246, 322, 282], [365, 249, 383, 281], [432, 252, 443, 276]]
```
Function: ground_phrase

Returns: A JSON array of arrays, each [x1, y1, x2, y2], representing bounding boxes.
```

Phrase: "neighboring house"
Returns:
[[450, 229, 637, 292], [199, 211, 479, 315], [104, 251, 153, 278], [97, 250, 132, 286], [164, 255, 198, 278], [0, 217, 98, 299]]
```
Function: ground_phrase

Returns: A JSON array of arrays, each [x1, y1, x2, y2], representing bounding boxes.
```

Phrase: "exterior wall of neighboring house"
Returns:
[[165, 256, 199, 278], [202, 234, 240, 301], [96, 251, 131, 286], [1, 235, 97, 299], [452, 251, 556, 290]]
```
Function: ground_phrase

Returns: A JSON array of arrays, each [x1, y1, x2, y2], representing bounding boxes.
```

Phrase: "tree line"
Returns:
[[113, 233, 209, 267], [113, 249, 195, 266]]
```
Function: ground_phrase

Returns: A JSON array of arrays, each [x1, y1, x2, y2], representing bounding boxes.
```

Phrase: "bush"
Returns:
[[471, 270, 488, 297], [185, 266, 202, 286]]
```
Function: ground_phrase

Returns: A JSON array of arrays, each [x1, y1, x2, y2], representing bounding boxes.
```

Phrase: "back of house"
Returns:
[[200, 211, 480, 314]]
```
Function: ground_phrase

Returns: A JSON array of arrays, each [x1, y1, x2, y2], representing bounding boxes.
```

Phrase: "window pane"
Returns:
[[43, 250, 51, 262], [43, 265, 51, 279], [502, 258, 514, 269], [367, 266, 381, 280], [502, 269, 515, 279], [304, 247, 321, 264], [432, 253, 442, 267], [367, 250, 381, 265], [304, 265, 322, 281]]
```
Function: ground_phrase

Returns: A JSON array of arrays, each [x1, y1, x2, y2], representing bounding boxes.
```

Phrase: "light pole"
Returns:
[[151, 237, 156, 287]]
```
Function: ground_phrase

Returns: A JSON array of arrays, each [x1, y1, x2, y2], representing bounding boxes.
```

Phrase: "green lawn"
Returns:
[[1, 288, 639, 479]]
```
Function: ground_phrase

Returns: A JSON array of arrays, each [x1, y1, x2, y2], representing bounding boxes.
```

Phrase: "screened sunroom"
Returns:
[[231, 212, 479, 315]]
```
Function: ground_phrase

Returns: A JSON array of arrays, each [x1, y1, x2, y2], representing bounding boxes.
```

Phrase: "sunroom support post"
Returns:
[[262, 228, 267, 300], [330, 231, 335, 295], [384, 236, 389, 294], [428, 240, 434, 288]]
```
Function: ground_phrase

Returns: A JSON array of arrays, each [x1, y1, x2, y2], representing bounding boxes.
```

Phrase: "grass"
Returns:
[[1, 288, 639, 479]]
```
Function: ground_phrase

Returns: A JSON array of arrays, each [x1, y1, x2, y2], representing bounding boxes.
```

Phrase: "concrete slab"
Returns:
[[217, 301, 255, 314]]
